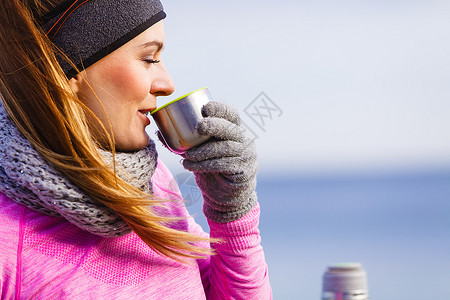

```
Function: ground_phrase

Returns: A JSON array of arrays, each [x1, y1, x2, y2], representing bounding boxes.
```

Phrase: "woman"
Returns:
[[0, 0, 271, 298]]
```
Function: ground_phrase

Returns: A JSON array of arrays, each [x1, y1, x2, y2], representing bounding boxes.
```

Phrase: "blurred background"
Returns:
[[147, 0, 450, 298]]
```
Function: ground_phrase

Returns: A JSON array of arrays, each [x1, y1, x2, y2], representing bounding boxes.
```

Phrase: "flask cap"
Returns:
[[322, 263, 368, 292]]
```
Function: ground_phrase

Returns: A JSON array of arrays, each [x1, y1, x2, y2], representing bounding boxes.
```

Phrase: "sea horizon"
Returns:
[[183, 167, 450, 299]]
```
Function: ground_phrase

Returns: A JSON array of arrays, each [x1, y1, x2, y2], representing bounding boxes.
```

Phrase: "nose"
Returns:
[[150, 61, 175, 97]]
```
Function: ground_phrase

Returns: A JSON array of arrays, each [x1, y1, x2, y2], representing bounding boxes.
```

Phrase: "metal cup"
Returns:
[[150, 87, 212, 154]]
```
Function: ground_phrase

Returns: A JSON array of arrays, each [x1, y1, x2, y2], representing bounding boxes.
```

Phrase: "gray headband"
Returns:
[[40, 0, 166, 78]]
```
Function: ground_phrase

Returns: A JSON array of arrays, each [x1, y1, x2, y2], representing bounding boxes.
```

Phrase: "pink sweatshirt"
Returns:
[[0, 160, 271, 299]]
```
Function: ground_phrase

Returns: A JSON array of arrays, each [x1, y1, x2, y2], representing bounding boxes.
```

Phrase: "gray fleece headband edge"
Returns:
[[41, 0, 166, 78]]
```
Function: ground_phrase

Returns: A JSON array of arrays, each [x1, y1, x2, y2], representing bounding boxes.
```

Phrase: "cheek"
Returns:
[[99, 63, 149, 100]]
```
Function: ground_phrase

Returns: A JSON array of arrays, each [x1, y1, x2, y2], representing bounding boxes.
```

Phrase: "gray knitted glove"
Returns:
[[182, 101, 258, 223]]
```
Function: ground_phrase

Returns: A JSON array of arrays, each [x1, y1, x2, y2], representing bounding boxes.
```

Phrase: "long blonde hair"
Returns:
[[0, 0, 212, 260]]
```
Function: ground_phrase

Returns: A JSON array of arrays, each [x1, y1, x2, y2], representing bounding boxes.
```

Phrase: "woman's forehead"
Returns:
[[126, 21, 165, 49]]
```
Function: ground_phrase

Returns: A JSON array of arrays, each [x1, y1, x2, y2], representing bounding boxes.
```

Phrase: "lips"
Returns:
[[139, 110, 150, 117], [138, 109, 152, 126]]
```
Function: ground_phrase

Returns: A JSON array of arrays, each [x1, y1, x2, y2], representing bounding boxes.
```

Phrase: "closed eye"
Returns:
[[144, 59, 161, 64]]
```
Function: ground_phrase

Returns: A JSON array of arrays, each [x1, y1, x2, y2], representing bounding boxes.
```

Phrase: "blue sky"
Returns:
[[148, 0, 450, 175]]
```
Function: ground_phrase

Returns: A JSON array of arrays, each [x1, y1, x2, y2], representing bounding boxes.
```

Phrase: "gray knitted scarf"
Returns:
[[0, 104, 158, 237]]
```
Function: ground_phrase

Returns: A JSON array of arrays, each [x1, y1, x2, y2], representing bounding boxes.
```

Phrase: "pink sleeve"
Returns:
[[152, 160, 272, 299], [203, 203, 272, 299]]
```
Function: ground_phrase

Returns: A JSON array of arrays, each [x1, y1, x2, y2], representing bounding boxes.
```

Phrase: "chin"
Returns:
[[116, 134, 149, 152]]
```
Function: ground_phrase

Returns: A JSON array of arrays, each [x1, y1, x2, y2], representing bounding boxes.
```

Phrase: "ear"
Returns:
[[68, 73, 83, 94]]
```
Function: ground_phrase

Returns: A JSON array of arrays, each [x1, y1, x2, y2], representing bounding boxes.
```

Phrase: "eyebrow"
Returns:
[[139, 41, 164, 51]]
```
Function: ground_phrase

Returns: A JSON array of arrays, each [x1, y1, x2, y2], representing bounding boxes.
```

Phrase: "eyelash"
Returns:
[[144, 59, 161, 65]]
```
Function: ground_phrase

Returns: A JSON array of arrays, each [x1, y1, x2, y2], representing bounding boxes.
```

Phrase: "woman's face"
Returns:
[[70, 21, 174, 151]]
